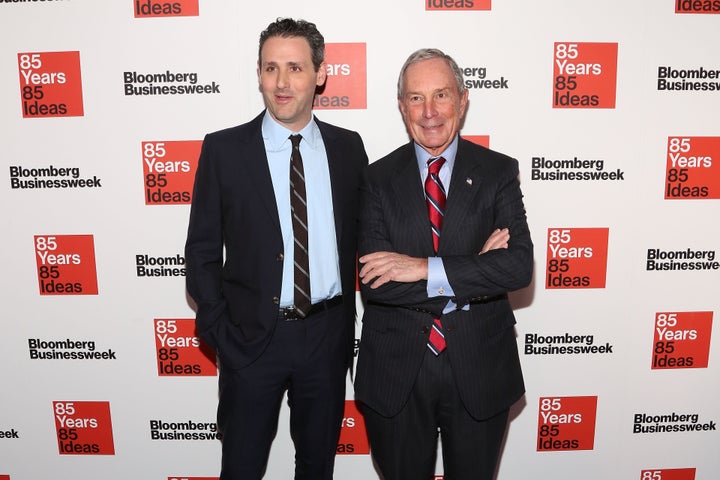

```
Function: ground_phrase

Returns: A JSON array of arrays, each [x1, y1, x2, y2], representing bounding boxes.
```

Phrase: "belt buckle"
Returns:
[[282, 306, 300, 321]]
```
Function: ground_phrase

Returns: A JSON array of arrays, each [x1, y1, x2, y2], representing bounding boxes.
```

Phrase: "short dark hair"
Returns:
[[258, 18, 325, 72]]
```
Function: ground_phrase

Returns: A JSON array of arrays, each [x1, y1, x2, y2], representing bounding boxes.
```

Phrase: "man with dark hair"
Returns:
[[185, 17, 368, 479], [355, 48, 533, 480]]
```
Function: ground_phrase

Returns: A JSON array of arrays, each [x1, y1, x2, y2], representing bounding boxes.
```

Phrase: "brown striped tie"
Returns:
[[289, 134, 312, 317]]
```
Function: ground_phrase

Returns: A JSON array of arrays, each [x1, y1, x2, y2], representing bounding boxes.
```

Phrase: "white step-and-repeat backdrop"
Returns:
[[2, 1, 718, 479]]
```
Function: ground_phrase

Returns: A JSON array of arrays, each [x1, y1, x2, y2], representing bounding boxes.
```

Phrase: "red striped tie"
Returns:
[[425, 157, 446, 355]]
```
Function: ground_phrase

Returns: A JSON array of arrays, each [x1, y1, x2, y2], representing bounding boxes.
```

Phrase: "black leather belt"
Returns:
[[278, 296, 343, 321], [397, 294, 506, 316], [468, 294, 505, 304]]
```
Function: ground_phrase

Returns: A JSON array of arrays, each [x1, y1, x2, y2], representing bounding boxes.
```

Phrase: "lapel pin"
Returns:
[[466, 177, 473, 185]]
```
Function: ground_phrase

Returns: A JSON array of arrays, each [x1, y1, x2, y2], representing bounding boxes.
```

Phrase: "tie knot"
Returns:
[[427, 156, 445, 175], [290, 134, 302, 148]]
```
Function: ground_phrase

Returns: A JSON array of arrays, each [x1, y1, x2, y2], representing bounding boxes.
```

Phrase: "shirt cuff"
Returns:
[[427, 257, 454, 297], [427, 257, 469, 314]]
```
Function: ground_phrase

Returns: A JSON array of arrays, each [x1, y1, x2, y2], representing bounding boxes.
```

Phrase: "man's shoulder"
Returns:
[[459, 137, 518, 174], [369, 143, 413, 170], [314, 117, 363, 142], [459, 137, 514, 161], [204, 112, 264, 143]]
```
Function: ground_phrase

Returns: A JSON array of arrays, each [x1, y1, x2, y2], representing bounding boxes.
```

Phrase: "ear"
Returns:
[[459, 88, 469, 117], [397, 97, 407, 116], [316, 61, 328, 86]]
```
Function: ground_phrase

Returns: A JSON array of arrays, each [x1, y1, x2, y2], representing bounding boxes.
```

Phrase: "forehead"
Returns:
[[260, 35, 312, 64], [403, 57, 455, 92]]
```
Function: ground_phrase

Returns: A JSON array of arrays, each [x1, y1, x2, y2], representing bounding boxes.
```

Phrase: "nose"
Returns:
[[422, 98, 438, 118], [277, 67, 290, 89]]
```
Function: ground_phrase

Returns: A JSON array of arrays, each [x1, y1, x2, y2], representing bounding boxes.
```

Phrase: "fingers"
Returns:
[[359, 251, 388, 279], [358, 251, 395, 287], [358, 252, 427, 288], [480, 228, 510, 254]]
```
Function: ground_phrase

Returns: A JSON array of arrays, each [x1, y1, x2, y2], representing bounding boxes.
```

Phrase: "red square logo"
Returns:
[[18, 51, 84, 118], [142, 141, 201, 205], [546, 228, 609, 289], [315, 43, 366, 110], [35, 235, 98, 295], [552, 43, 617, 108], [53, 401, 115, 455], [134, 0, 199, 17], [652, 312, 713, 369], [665, 136, 720, 199], [154, 319, 217, 376], [426, 0, 491, 10], [537, 396, 598, 451], [337, 401, 370, 454], [641, 469, 696, 480]]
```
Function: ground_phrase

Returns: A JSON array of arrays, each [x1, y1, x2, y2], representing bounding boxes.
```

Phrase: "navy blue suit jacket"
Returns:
[[185, 111, 368, 369]]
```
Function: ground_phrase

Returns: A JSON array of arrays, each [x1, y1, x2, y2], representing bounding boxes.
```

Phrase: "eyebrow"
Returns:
[[262, 60, 306, 67], [404, 87, 452, 97]]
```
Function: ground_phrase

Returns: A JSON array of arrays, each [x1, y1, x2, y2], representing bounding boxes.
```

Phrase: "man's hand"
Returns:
[[358, 252, 428, 289], [480, 228, 510, 254]]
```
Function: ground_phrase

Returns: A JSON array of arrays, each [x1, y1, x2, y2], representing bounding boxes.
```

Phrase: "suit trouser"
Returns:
[[362, 349, 510, 480], [216, 304, 347, 480]]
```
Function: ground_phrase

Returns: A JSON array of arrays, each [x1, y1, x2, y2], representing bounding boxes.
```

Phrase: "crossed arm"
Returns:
[[358, 227, 511, 289]]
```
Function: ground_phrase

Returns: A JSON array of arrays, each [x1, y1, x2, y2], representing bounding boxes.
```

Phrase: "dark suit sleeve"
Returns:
[[359, 154, 532, 312], [358, 168, 448, 315], [184, 134, 226, 350], [443, 158, 533, 302]]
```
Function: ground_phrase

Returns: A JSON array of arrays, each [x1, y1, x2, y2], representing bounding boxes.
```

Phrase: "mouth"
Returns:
[[421, 123, 443, 132], [274, 93, 293, 104]]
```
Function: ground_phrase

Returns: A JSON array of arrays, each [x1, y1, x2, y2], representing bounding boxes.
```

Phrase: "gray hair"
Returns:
[[397, 48, 466, 99]]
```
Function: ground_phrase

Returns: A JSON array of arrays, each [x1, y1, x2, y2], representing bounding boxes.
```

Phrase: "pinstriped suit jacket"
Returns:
[[354, 137, 533, 421]]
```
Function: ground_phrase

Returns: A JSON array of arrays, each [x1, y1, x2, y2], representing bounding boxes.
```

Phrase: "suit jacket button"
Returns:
[[421, 326, 430, 334], [272, 296, 280, 305], [276, 253, 284, 261]]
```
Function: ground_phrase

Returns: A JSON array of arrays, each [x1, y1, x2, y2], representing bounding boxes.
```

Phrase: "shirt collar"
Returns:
[[262, 111, 321, 151], [414, 135, 459, 172]]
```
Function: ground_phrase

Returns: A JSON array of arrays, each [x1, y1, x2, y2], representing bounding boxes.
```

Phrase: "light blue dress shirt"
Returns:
[[262, 112, 341, 307]]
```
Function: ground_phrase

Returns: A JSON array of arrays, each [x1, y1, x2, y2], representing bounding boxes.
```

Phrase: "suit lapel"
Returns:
[[317, 119, 347, 243], [241, 113, 281, 230], [440, 139, 484, 253], [391, 144, 434, 253]]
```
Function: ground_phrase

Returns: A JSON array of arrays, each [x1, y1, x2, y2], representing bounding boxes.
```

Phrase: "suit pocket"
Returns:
[[195, 301, 228, 351], [361, 306, 427, 336], [450, 300, 516, 339]]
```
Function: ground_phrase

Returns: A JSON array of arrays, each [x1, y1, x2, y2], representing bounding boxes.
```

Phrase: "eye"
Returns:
[[435, 90, 453, 102]]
